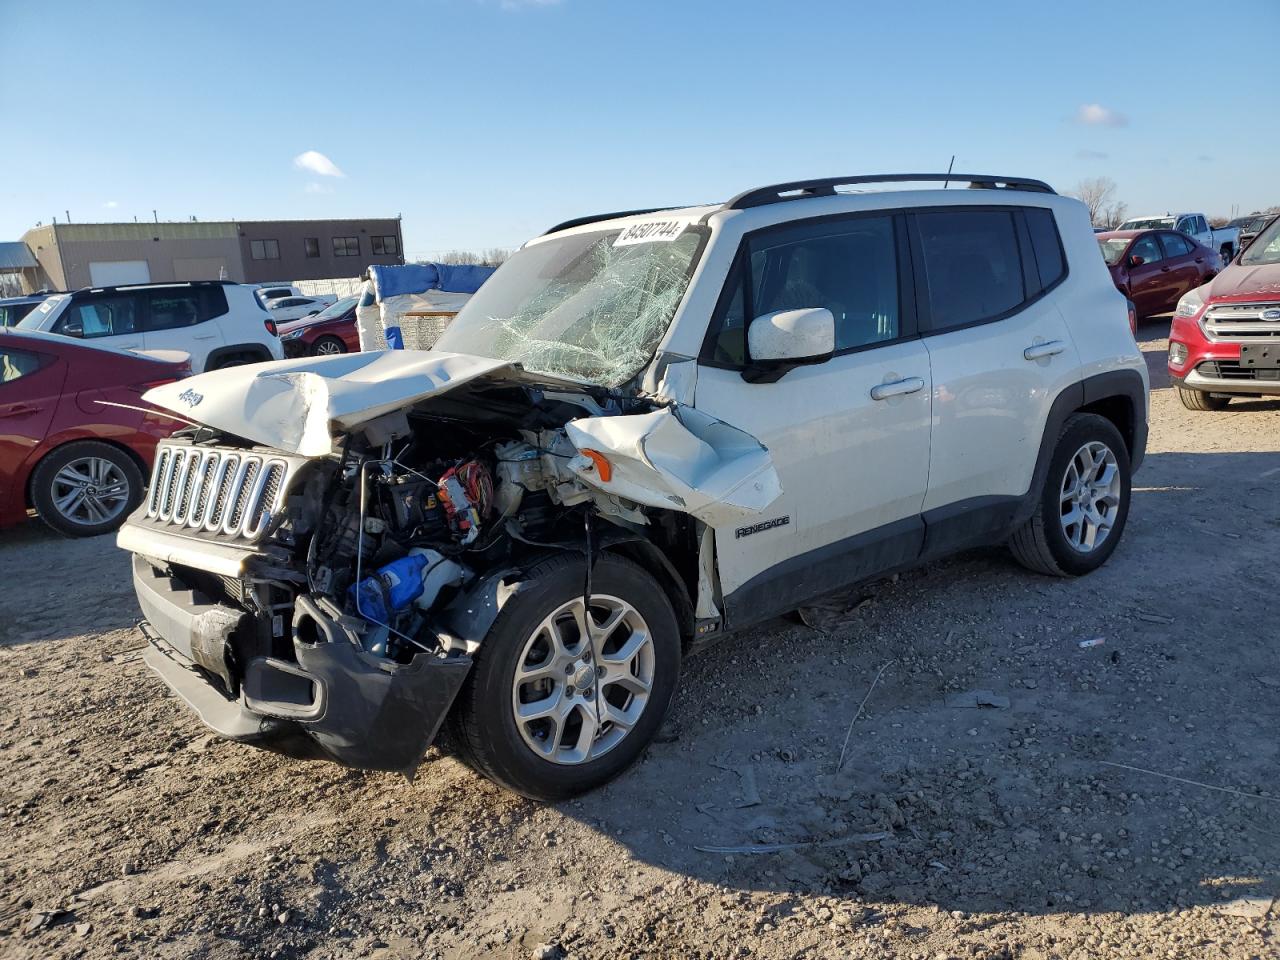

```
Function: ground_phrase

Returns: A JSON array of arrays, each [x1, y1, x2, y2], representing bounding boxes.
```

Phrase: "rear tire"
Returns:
[[447, 554, 681, 801], [1009, 413, 1131, 577], [1179, 386, 1230, 411], [30, 441, 144, 537]]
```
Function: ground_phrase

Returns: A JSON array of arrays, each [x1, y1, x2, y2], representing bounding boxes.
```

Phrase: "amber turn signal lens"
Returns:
[[581, 449, 612, 482]]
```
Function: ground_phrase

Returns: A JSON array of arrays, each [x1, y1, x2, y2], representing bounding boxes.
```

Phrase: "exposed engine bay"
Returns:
[[120, 354, 779, 777], [294, 382, 686, 667]]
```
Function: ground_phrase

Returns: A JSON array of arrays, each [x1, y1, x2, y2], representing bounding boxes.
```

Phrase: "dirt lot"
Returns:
[[1, 322, 1277, 960]]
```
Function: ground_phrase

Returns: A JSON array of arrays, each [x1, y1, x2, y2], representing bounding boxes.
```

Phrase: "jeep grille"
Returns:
[[145, 443, 294, 541]]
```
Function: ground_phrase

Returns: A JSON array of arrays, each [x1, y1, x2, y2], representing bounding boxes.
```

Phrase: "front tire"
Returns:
[[311, 336, 347, 356], [447, 554, 681, 801], [30, 441, 143, 537], [1179, 386, 1230, 411], [1009, 413, 1131, 577]]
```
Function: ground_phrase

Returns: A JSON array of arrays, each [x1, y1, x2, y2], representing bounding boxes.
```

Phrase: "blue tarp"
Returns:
[[369, 262, 495, 301]]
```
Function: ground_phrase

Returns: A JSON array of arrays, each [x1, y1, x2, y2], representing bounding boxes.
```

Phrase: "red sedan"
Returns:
[[1097, 229, 1221, 320], [0, 328, 189, 536], [277, 295, 359, 357]]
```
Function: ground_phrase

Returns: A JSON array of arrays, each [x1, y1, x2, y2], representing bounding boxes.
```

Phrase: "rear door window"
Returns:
[[1159, 232, 1194, 259], [0, 348, 44, 384], [145, 287, 228, 330], [915, 209, 1025, 331]]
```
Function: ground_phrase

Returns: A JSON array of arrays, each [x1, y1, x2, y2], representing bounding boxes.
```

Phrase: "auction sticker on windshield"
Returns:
[[614, 218, 695, 247]]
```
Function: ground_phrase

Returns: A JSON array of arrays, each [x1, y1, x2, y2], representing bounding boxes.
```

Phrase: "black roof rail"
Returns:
[[724, 173, 1056, 210], [543, 208, 672, 236], [73, 279, 238, 294]]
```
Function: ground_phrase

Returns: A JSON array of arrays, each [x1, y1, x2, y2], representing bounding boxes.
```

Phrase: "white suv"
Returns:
[[117, 174, 1148, 800], [18, 281, 283, 372]]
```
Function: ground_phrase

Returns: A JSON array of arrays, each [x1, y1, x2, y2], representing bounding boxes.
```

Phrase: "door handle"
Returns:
[[1160, 266, 1171, 273], [870, 376, 925, 401], [192, 334, 218, 341], [0, 403, 37, 418], [1024, 340, 1066, 361]]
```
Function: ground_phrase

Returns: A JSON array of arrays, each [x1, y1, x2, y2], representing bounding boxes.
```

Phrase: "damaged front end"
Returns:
[[119, 352, 778, 777]]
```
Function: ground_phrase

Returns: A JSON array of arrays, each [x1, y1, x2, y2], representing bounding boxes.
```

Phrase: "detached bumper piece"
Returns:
[[131, 557, 472, 777]]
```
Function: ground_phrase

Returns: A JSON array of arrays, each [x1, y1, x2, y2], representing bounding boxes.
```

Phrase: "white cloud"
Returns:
[[1075, 103, 1127, 128], [103, 200, 119, 208], [293, 150, 345, 178], [304, 181, 333, 194]]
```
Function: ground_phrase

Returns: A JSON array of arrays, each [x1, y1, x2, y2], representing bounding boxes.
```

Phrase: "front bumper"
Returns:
[[1172, 365, 1280, 396], [131, 553, 472, 776], [281, 336, 308, 358]]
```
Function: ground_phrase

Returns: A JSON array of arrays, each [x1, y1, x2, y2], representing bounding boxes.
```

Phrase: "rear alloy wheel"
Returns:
[[30, 441, 143, 537], [448, 554, 680, 801], [1009, 413, 1131, 577], [311, 336, 347, 356], [1178, 386, 1230, 411]]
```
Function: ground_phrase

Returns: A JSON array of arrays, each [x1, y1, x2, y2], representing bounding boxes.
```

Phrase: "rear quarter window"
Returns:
[[1024, 208, 1067, 290]]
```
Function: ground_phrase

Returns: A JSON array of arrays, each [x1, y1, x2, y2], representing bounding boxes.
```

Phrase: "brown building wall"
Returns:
[[16, 217, 405, 291], [21, 222, 243, 288], [236, 218, 405, 284], [21, 225, 66, 290]]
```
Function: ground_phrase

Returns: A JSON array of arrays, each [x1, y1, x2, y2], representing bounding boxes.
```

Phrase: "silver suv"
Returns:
[[118, 174, 1148, 799]]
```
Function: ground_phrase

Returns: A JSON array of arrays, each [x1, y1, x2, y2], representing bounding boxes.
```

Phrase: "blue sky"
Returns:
[[2, 0, 1277, 257]]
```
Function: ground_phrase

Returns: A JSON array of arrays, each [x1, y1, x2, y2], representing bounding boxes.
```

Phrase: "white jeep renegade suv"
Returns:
[[18, 280, 283, 372], [118, 174, 1148, 800]]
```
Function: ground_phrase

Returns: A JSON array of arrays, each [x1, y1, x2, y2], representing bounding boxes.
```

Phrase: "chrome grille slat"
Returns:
[[142, 442, 299, 543], [1203, 303, 1280, 342]]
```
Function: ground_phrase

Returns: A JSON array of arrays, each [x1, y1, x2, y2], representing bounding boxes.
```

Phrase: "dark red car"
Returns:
[[0, 328, 189, 536], [277, 295, 359, 357], [1096, 229, 1221, 320]]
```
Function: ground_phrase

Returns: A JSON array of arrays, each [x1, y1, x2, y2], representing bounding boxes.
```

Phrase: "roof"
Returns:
[[0, 242, 37, 271], [1096, 230, 1144, 240]]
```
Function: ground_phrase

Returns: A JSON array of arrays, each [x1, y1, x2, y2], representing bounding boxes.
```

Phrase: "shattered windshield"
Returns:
[[435, 224, 706, 387]]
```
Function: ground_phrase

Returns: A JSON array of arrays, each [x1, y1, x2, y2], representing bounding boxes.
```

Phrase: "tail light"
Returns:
[[265, 318, 279, 337], [1127, 301, 1137, 336]]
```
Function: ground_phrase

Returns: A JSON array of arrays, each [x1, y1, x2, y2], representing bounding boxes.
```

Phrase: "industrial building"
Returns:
[[6, 217, 405, 292]]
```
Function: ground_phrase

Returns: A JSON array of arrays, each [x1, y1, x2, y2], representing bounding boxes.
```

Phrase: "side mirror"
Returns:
[[1128, 254, 1145, 268], [61, 318, 84, 338], [742, 308, 835, 383]]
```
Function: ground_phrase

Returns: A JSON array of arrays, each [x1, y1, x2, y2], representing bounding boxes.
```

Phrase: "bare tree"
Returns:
[[1069, 177, 1119, 225], [1100, 201, 1129, 230], [424, 249, 512, 267], [1209, 215, 1230, 228]]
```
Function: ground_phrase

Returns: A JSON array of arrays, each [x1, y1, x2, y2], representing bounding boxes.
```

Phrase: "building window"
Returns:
[[371, 235, 399, 256], [250, 239, 280, 260], [333, 236, 360, 257], [303, 237, 320, 258]]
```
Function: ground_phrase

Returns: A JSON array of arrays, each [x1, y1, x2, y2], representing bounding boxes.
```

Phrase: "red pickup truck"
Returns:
[[1168, 215, 1280, 410]]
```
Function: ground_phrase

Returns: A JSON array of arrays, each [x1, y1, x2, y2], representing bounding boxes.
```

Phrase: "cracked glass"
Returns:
[[437, 226, 706, 387]]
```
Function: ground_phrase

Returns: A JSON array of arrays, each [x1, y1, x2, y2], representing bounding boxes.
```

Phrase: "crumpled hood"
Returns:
[[1208, 263, 1280, 301], [143, 351, 523, 456]]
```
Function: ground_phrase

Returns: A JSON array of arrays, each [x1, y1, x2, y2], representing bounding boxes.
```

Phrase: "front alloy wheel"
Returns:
[[31, 440, 144, 537], [448, 554, 680, 801], [511, 594, 656, 765]]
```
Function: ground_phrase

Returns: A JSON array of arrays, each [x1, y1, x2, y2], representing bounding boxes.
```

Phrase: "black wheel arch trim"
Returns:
[[204, 343, 274, 371]]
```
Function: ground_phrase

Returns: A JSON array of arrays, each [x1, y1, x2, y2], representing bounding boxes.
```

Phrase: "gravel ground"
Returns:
[[2, 320, 1278, 959]]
